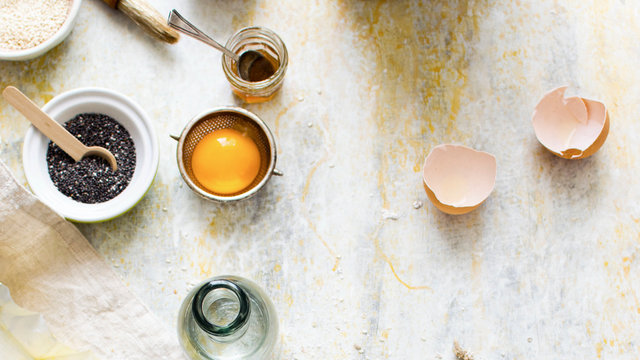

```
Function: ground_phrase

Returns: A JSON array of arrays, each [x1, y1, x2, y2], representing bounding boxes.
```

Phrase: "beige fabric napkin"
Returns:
[[0, 283, 100, 359], [0, 160, 186, 360]]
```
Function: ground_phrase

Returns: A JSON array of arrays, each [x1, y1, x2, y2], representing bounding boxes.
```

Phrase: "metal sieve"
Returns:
[[171, 107, 282, 202]]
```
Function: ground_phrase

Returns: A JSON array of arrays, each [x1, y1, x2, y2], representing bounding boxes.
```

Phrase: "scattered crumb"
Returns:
[[453, 341, 474, 360], [527, 337, 533, 343], [382, 209, 399, 220], [362, 330, 368, 335], [329, 163, 335, 168], [413, 200, 423, 209], [162, 207, 168, 212], [307, 122, 313, 127], [297, 95, 305, 102], [354, 344, 362, 351]]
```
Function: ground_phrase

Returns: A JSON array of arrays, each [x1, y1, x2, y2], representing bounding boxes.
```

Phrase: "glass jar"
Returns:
[[222, 27, 288, 103], [177, 276, 279, 360]]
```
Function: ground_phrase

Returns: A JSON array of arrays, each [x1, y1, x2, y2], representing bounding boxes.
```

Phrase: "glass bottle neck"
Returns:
[[191, 279, 251, 343]]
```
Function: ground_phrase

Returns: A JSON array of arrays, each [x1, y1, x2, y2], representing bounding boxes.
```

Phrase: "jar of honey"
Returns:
[[222, 27, 288, 103]]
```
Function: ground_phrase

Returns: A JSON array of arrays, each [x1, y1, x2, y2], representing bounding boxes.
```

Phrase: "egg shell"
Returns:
[[422, 144, 497, 215], [532, 86, 610, 159]]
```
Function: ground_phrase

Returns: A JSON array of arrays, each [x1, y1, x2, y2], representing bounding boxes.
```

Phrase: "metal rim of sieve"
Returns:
[[172, 107, 282, 203]]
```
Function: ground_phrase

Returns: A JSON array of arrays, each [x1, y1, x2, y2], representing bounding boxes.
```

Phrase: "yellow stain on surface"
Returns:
[[272, 99, 300, 140], [371, 222, 431, 291], [299, 113, 339, 270], [199, 261, 212, 277], [596, 341, 603, 358], [284, 293, 293, 307]]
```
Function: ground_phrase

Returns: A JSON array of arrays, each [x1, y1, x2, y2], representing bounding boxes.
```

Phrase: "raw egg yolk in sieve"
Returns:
[[191, 128, 261, 195]]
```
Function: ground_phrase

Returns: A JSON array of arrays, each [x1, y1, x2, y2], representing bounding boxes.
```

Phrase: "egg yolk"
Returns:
[[191, 129, 261, 195]]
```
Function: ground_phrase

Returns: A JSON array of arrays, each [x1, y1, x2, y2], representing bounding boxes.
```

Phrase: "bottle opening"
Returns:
[[192, 279, 250, 337], [202, 287, 240, 327]]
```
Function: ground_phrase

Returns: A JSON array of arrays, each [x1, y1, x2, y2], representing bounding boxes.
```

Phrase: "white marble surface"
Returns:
[[1, 0, 640, 358]]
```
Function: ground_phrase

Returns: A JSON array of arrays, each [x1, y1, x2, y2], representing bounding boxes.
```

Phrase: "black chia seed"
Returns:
[[46, 113, 136, 204]]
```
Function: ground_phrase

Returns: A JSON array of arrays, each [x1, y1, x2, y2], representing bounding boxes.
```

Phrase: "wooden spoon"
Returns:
[[2, 86, 118, 171]]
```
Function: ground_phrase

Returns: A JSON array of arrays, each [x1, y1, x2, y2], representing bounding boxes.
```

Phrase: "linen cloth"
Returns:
[[0, 160, 186, 359]]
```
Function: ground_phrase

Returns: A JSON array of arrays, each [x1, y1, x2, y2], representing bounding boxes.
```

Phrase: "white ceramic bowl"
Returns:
[[0, 0, 83, 61], [23, 88, 158, 223]]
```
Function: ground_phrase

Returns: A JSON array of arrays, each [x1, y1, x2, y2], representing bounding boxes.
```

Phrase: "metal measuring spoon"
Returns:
[[2, 86, 118, 171], [168, 10, 265, 81]]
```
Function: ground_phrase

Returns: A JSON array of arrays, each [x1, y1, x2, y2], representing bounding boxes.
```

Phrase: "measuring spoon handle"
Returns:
[[167, 10, 239, 61], [2, 86, 88, 162]]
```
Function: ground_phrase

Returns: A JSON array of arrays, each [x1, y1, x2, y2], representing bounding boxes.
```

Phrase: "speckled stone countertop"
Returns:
[[1, 1, 639, 358]]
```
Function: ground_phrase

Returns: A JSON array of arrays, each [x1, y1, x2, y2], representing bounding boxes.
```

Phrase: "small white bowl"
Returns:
[[0, 0, 83, 61], [23, 88, 158, 223]]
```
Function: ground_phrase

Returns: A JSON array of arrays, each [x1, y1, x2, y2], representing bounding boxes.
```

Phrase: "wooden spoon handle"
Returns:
[[2, 86, 87, 162]]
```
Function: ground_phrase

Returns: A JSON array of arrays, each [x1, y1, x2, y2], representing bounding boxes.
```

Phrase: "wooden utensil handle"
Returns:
[[2, 86, 87, 162]]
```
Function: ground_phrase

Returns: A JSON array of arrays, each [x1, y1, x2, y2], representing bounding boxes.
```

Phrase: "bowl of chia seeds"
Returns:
[[22, 87, 158, 222]]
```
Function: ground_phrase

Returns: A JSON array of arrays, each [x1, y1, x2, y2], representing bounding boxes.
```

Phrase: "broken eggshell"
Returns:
[[422, 144, 497, 215], [532, 86, 609, 159]]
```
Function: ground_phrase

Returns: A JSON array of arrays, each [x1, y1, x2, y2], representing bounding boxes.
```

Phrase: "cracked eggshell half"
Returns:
[[532, 86, 610, 159], [422, 144, 497, 215]]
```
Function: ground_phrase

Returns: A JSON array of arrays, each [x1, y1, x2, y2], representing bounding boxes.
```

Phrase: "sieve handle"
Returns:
[[272, 168, 283, 176]]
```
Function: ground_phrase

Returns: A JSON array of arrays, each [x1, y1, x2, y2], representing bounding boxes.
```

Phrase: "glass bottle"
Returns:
[[222, 27, 288, 104], [177, 276, 279, 360]]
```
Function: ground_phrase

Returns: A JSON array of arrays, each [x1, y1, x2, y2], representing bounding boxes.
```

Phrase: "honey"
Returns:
[[238, 50, 278, 82], [222, 27, 288, 104]]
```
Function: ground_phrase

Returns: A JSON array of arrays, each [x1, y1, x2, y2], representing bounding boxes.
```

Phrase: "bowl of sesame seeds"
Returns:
[[22, 87, 159, 223], [0, 0, 83, 61]]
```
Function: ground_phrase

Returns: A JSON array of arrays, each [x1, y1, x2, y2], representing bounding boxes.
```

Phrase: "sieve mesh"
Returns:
[[180, 112, 272, 197]]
